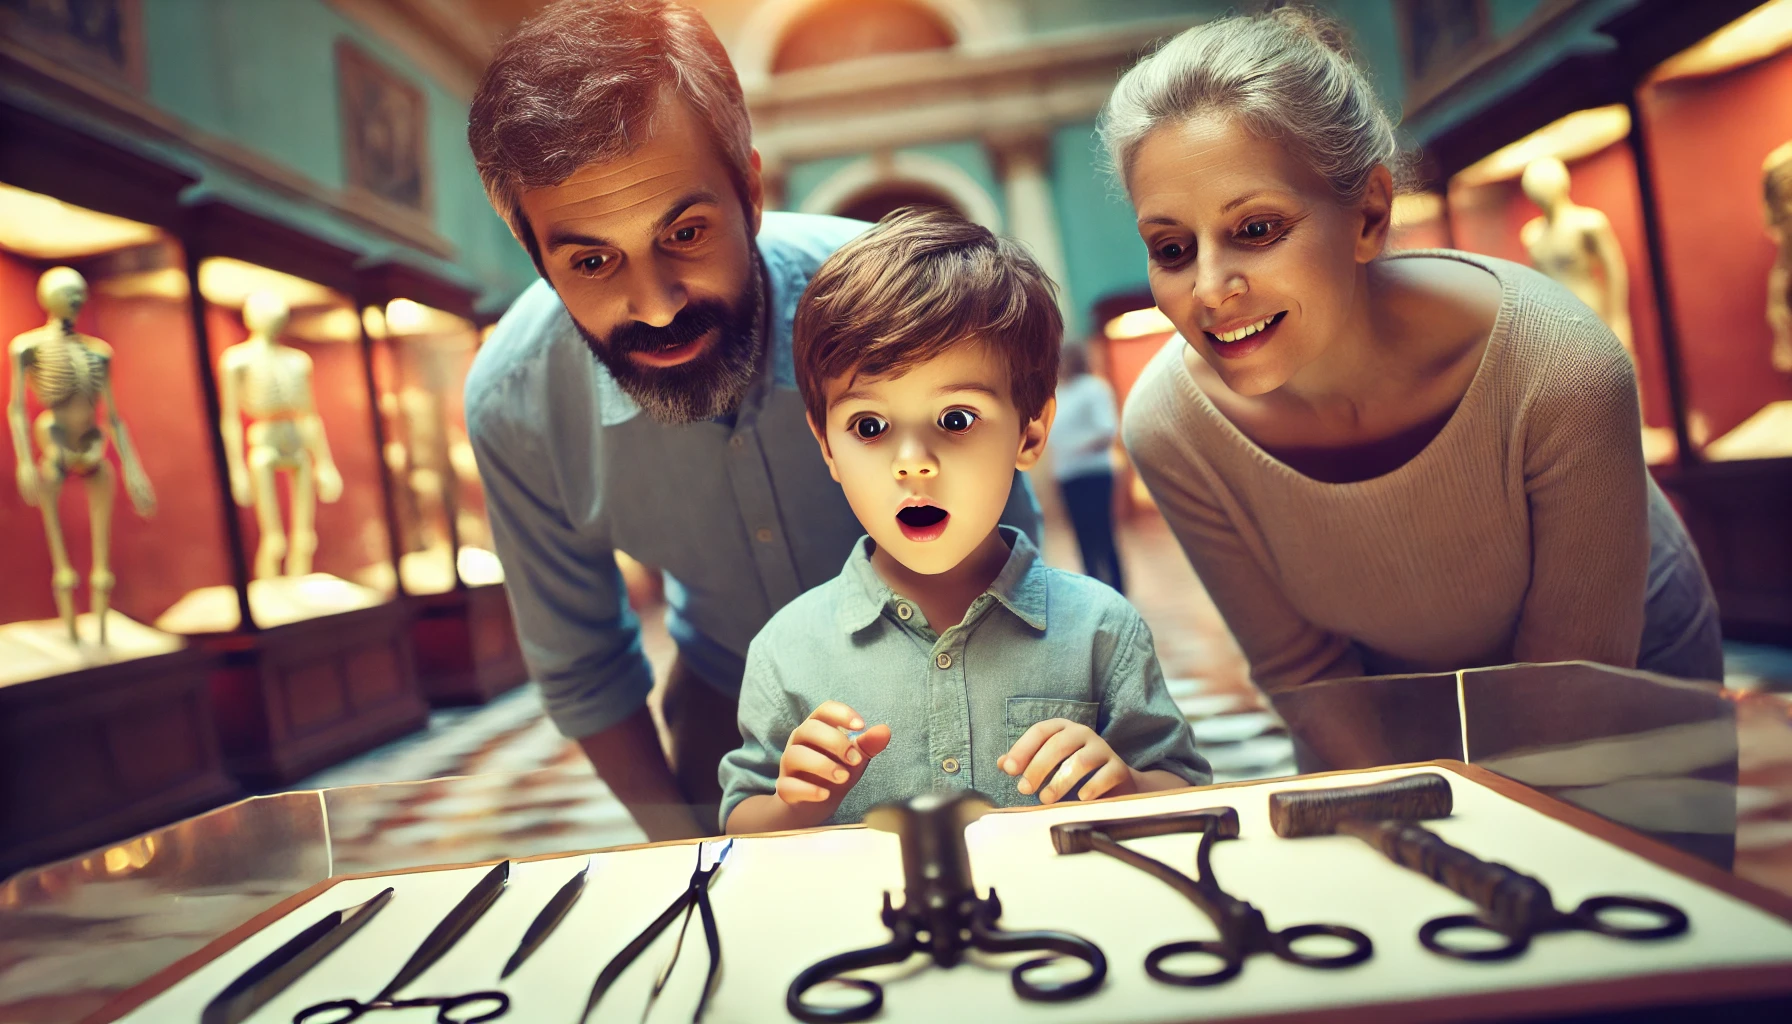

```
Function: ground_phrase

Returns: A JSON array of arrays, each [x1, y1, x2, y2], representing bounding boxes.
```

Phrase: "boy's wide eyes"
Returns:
[[939, 409, 978, 433], [852, 415, 888, 440]]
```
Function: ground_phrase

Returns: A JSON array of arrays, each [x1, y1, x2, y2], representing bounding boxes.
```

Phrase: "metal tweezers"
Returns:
[[580, 838, 733, 1024]]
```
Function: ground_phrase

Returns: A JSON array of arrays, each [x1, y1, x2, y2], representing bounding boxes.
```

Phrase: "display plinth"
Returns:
[[1660, 458, 1792, 644], [153, 575, 385, 634], [0, 612, 185, 687], [0, 639, 235, 876], [1705, 401, 1792, 462], [183, 600, 426, 787], [408, 583, 527, 706]]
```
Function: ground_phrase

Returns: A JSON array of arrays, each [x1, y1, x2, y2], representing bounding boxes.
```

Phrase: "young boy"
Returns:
[[719, 208, 1209, 833]]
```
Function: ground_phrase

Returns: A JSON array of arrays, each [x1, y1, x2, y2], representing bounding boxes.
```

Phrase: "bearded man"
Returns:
[[465, 0, 1043, 841]]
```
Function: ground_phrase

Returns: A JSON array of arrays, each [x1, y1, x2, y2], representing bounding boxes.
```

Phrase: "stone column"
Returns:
[[986, 129, 1074, 327]]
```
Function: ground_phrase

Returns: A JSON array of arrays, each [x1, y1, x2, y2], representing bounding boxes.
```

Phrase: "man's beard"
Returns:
[[572, 252, 764, 425]]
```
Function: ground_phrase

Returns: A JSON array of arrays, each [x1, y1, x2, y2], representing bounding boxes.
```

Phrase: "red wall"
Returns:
[[205, 304, 392, 585], [1447, 140, 1677, 434], [0, 249, 233, 626], [1638, 48, 1792, 444]]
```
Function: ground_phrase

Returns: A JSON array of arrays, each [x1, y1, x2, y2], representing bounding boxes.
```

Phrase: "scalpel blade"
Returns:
[[374, 859, 511, 1002], [200, 887, 394, 1024], [501, 856, 591, 979]]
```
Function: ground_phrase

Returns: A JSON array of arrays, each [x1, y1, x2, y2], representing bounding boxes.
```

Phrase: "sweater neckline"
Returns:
[[1168, 248, 1516, 491]]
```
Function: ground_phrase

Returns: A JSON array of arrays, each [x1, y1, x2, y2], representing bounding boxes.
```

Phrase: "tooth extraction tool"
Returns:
[[296, 860, 512, 1023], [500, 856, 591, 980], [1050, 806, 1372, 986], [201, 888, 395, 1024], [1269, 773, 1691, 961], [580, 838, 733, 1024], [788, 791, 1107, 1024]]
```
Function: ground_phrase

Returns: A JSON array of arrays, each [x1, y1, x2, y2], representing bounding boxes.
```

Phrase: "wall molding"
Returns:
[[796, 150, 1003, 230], [749, 16, 1193, 168]]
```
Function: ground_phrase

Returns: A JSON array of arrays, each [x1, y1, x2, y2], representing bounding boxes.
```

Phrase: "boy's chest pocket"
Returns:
[[1005, 696, 1102, 750]]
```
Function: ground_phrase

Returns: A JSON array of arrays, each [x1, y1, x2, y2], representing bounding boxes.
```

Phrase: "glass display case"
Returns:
[[162, 197, 427, 785], [359, 259, 525, 704], [1446, 105, 1681, 466], [0, 100, 236, 875]]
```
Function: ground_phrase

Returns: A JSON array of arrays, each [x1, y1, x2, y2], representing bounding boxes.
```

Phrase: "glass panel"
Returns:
[[0, 181, 232, 674], [1637, 1, 1792, 461], [367, 298, 498, 596]]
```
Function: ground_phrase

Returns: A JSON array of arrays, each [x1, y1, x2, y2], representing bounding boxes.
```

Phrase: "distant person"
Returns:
[[1050, 344, 1126, 592], [1103, 8, 1722, 692], [464, 0, 1040, 842], [721, 209, 1208, 832]]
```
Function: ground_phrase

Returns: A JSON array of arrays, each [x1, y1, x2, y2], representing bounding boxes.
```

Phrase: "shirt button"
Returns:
[[896, 603, 913, 621], [755, 528, 773, 543], [942, 757, 960, 774], [935, 652, 952, 669], [730, 435, 744, 449]]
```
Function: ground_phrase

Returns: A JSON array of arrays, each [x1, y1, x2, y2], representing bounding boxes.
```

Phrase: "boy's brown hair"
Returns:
[[793, 207, 1062, 432]]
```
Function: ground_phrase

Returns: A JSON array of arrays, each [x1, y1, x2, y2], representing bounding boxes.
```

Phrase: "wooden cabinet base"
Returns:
[[410, 584, 527, 706], [0, 646, 239, 877], [201, 602, 428, 788], [1657, 458, 1792, 645]]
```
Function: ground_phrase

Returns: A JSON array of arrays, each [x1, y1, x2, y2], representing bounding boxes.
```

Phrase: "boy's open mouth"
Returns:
[[896, 503, 950, 542]]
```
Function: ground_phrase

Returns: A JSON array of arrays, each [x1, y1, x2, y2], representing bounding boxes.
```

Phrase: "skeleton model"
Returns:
[[7, 267, 156, 645], [1521, 157, 1635, 360], [219, 290, 342, 580], [1765, 139, 1792, 374]]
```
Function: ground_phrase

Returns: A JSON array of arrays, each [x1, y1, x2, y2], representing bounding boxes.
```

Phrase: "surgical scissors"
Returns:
[[295, 860, 511, 1024], [1051, 807, 1373, 986], [580, 838, 732, 1024]]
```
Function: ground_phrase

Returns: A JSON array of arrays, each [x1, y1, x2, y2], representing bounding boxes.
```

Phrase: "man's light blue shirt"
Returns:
[[720, 527, 1212, 830], [465, 212, 1043, 739]]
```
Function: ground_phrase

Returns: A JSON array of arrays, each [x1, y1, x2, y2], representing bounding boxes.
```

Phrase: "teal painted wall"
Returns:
[[1052, 120, 1149, 337], [137, 0, 535, 304]]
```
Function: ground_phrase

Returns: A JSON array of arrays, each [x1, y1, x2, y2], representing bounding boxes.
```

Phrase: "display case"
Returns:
[[155, 197, 426, 785], [358, 259, 524, 704], [0, 100, 236, 874], [1445, 105, 1681, 466], [1408, 0, 1792, 641], [1632, 0, 1792, 641]]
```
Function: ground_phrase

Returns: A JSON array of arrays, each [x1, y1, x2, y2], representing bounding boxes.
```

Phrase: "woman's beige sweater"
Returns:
[[1121, 249, 1652, 694]]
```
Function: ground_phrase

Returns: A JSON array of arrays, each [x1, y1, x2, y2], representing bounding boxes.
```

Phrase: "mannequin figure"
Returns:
[[7, 267, 156, 644], [219, 291, 342, 579], [1521, 157, 1634, 358], [1765, 140, 1792, 374]]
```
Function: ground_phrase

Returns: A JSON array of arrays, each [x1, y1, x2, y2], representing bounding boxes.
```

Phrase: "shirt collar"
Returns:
[[834, 526, 1049, 634]]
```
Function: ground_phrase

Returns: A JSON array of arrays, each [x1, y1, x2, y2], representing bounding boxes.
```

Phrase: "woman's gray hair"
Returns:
[[1098, 6, 1410, 203]]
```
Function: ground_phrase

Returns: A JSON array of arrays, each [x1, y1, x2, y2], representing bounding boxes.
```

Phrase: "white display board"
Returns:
[[105, 765, 1792, 1023]]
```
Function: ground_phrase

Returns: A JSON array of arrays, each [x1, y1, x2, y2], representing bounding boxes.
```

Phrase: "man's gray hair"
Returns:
[[1099, 6, 1410, 203], [468, 0, 753, 273]]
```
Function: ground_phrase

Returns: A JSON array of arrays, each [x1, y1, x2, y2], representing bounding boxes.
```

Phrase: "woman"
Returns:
[[1105, 8, 1723, 692], [1052, 343, 1126, 593]]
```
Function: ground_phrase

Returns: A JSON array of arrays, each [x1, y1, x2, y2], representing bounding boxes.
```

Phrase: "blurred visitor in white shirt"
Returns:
[[1051, 344, 1124, 593]]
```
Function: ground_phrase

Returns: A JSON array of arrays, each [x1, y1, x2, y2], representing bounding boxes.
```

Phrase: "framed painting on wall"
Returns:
[[1397, 0, 1491, 105], [335, 39, 432, 222], [0, 0, 146, 89]]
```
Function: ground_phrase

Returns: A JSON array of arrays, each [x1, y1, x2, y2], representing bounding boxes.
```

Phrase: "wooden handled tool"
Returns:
[[1270, 773, 1552, 937]]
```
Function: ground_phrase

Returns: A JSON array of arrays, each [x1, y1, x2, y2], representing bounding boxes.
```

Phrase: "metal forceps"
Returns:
[[1051, 807, 1373, 986], [1269, 773, 1690, 962], [580, 838, 733, 1024]]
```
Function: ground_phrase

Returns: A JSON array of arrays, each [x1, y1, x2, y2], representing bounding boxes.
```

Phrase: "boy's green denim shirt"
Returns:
[[720, 527, 1212, 830]]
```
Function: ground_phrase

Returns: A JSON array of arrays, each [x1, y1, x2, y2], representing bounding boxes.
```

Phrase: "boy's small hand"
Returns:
[[776, 700, 892, 807], [1001, 719, 1137, 804]]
